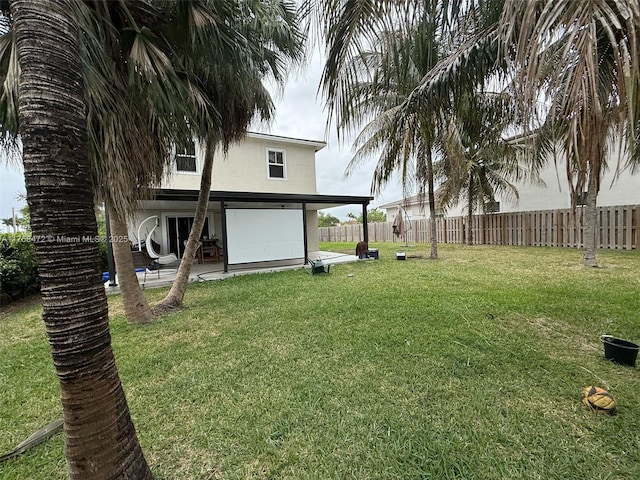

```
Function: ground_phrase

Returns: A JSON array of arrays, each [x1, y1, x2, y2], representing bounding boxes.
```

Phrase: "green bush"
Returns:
[[0, 233, 40, 306], [96, 238, 108, 274]]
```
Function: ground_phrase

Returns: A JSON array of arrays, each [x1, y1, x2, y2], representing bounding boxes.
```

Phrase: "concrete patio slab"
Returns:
[[104, 250, 362, 295]]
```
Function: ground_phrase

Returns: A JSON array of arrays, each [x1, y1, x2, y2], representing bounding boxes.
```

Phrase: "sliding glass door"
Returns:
[[166, 216, 210, 259]]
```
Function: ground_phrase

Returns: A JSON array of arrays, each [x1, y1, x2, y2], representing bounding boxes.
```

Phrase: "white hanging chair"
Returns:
[[141, 218, 178, 280]]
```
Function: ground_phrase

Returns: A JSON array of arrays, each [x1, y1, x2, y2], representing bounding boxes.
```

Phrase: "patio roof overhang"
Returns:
[[150, 188, 373, 211]]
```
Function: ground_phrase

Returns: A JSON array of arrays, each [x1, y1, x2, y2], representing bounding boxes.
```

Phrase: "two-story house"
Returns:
[[130, 132, 371, 272]]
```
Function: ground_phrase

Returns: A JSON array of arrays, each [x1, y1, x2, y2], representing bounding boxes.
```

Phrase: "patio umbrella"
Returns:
[[392, 206, 405, 240]]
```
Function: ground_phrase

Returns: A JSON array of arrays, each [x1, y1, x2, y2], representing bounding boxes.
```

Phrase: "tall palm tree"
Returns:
[[307, 1, 451, 259], [157, 0, 304, 310], [308, 0, 511, 259], [436, 91, 525, 245], [394, 0, 640, 264], [1, 0, 193, 323], [2, 1, 305, 324], [2, 0, 303, 475], [79, 0, 200, 323], [318, 0, 640, 265], [73, 0, 297, 322], [499, 0, 640, 266], [344, 15, 444, 259], [9, 0, 153, 477], [69, 0, 303, 318]]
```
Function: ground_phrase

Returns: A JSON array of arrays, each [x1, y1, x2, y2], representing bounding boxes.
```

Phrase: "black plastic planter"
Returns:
[[601, 335, 639, 367]]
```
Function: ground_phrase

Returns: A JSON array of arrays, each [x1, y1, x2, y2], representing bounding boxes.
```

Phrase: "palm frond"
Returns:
[[501, 0, 640, 208], [0, 25, 19, 142]]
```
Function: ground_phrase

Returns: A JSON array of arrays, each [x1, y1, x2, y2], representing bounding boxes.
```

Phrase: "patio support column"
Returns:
[[362, 203, 369, 243], [302, 202, 308, 264], [221, 200, 228, 273]]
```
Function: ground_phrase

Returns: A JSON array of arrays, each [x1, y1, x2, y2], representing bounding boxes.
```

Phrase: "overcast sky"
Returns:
[[0, 53, 404, 230]]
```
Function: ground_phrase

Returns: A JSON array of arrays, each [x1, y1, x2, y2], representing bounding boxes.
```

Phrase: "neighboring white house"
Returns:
[[379, 194, 435, 222], [129, 132, 371, 272], [380, 146, 640, 220]]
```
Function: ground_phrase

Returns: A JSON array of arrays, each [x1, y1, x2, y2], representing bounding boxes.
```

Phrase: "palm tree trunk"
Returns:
[[582, 166, 599, 267], [157, 139, 215, 311], [12, 1, 154, 478], [107, 203, 154, 324], [425, 148, 438, 259], [466, 175, 473, 245]]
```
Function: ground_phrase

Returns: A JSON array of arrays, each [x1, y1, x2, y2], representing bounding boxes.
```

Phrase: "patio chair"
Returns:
[[201, 239, 220, 262]]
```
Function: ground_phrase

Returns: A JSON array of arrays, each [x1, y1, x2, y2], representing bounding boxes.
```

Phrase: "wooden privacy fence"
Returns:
[[319, 205, 640, 250]]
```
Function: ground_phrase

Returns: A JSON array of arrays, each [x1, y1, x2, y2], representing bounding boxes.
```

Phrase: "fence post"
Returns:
[[624, 206, 632, 249], [557, 210, 562, 247], [502, 214, 507, 245]]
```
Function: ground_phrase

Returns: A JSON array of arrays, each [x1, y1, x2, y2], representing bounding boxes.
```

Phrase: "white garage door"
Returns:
[[225, 209, 305, 264]]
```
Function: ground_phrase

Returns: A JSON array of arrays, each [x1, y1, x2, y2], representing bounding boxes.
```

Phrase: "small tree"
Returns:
[[436, 92, 524, 245], [346, 208, 386, 224], [318, 211, 340, 227], [501, 0, 640, 267], [1, 195, 30, 232], [365, 208, 386, 223], [155, 0, 304, 311]]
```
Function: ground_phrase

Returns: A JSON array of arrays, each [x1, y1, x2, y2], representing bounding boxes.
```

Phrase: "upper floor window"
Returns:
[[485, 201, 500, 213], [176, 139, 197, 173], [267, 148, 286, 179]]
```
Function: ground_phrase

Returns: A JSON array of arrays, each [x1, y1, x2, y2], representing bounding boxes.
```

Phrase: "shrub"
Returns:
[[97, 239, 108, 273], [0, 233, 40, 306]]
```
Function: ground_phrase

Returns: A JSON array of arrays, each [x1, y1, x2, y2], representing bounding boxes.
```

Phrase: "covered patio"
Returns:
[[105, 188, 373, 288], [146, 189, 373, 272]]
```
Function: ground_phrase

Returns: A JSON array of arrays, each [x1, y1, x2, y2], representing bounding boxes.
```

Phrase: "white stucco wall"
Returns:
[[306, 210, 319, 253], [495, 151, 640, 213], [383, 203, 428, 222], [161, 133, 321, 195], [129, 133, 324, 258]]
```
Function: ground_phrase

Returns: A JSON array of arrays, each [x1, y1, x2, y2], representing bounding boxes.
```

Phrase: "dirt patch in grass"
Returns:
[[0, 294, 41, 321]]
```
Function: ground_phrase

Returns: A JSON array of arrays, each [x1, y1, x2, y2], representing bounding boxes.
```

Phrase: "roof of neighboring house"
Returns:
[[378, 191, 444, 210], [247, 131, 326, 151]]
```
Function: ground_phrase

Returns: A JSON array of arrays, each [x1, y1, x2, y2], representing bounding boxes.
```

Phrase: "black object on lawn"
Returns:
[[307, 258, 330, 275], [601, 335, 639, 367]]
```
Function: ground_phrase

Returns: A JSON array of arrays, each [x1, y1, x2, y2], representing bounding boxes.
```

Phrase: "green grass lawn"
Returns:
[[1, 243, 639, 479]]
